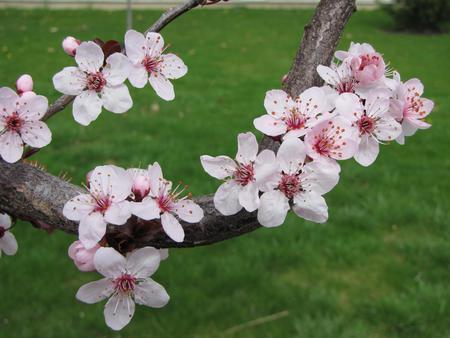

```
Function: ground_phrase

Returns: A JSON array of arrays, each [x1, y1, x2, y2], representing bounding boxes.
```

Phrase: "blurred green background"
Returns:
[[0, 7, 449, 338]]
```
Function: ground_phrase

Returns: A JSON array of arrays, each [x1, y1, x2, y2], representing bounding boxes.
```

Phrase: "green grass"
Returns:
[[0, 7, 449, 338]]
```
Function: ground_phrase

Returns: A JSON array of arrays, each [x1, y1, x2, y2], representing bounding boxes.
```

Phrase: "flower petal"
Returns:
[[73, 90, 102, 126], [104, 201, 131, 225], [174, 200, 204, 223], [277, 137, 306, 174], [75, 41, 104, 73], [253, 114, 287, 137], [354, 135, 379, 167], [264, 89, 290, 118], [130, 197, 161, 220], [76, 278, 114, 304], [101, 84, 133, 114], [20, 121, 52, 148], [238, 182, 259, 212], [89, 165, 133, 202], [126, 247, 161, 278], [63, 194, 96, 221], [200, 155, 235, 180], [128, 65, 148, 88], [17, 95, 48, 121], [79, 212, 107, 249], [134, 279, 170, 308], [145, 32, 164, 58], [0, 130, 23, 163], [236, 132, 258, 164], [254, 149, 279, 191], [52, 67, 86, 96], [161, 212, 185, 242], [104, 53, 131, 86], [124, 29, 146, 64], [292, 191, 328, 223], [213, 180, 242, 216], [94, 247, 126, 278], [160, 53, 187, 80], [257, 190, 289, 228], [149, 162, 164, 196], [104, 294, 135, 331], [0, 231, 18, 255], [0, 213, 12, 230], [149, 72, 174, 101]]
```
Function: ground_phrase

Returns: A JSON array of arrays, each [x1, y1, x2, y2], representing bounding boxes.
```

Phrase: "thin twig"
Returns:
[[223, 310, 290, 335]]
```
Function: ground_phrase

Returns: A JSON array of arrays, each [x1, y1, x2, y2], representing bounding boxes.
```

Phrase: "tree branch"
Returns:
[[0, 0, 356, 248]]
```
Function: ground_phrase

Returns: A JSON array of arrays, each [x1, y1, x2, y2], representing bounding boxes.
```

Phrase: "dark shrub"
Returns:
[[382, 0, 450, 33]]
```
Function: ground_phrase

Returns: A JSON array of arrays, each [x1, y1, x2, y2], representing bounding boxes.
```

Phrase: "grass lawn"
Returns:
[[0, 6, 449, 338]]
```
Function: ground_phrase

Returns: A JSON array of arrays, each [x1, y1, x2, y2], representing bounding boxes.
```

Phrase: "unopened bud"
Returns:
[[16, 74, 33, 95], [62, 36, 81, 57]]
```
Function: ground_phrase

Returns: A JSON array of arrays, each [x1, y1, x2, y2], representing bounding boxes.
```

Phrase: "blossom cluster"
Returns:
[[202, 42, 434, 227]]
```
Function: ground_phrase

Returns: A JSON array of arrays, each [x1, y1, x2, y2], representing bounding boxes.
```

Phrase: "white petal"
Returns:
[[104, 294, 135, 331], [104, 53, 131, 86], [402, 119, 418, 137], [254, 149, 279, 191], [292, 191, 328, 223], [334, 92, 362, 122], [354, 135, 379, 167], [0, 213, 11, 230], [213, 180, 242, 216], [79, 212, 107, 249], [75, 41, 104, 73], [101, 84, 133, 114], [128, 65, 148, 88], [174, 200, 204, 223], [76, 278, 114, 304], [277, 138, 306, 174], [89, 165, 133, 202], [253, 114, 287, 137], [73, 90, 102, 126], [126, 247, 161, 278], [236, 132, 258, 164], [63, 193, 96, 221], [52, 67, 86, 95], [149, 72, 174, 101], [104, 201, 131, 225], [264, 89, 290, 118], [124, 29, 146, 64], [18, 95, 48, 121], [149, 162, 164, 195], [134, 279, 170, 308], [0, 232, 18, 255], [160, 53, 187, 80], [20, 121, 52, 148], [0, 130, 23, 163], [301, 160, 340, 195], [374, 116, 402, 141], [130, 197, 161, 220], [161, 212, 185, 242], [298, 86, 330, 117], [257, 190, 289, 228], [94, 247, 126, 278], [316, 65, 339, 86], [200, 155, 236, 180], [238, 183, 259, 212], [0, 87, 17, 100], [145, 32, 164, 58]]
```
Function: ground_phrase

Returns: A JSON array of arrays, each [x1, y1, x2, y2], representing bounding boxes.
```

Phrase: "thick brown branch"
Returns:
[[0, 0, 356, 248]]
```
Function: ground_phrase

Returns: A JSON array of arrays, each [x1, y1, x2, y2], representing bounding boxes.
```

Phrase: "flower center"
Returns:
[[0, 226, 5, 239], [278, 173, 301, 199], [357, 115, 375, 134], [233, 163, 254, 186], [113, 273, 136, 294], [86, 72, 106, 92], [5, 112, 23, 132], [313, 135, 334, 156], [94, 196, 112, 214], [359, 53, 381, 70], [283, 109, 307, 131], [336, 80, 355, 94], [142, 56, 161, 73], [157, 192, 175, 213]]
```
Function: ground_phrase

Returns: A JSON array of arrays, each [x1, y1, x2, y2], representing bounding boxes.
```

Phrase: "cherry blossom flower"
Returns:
[[127, 167, 152, 202], [68, 240, 100, 272], [258, 138, 339, 227], [0, 213, 18, 257], [335, 92, 402, 166], [62, 36, 81, 56], [131, 162, 203, 242], [253, 87, 333, 139], [335, 42, 386, 86], [304, 117, 358, 171], [76, 246, 169, 331], [0, 87, 51, 163], [16, 74, 34, 96], [53, 41, 132, 126], [63, 165, 133, 249], [389, 75, 434, 145], [201, 132, 279, 216], [124, 29, 187, 101]]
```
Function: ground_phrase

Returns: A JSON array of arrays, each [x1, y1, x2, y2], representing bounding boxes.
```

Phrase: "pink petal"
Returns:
[[257, 190, 289, 228], [134, 279, 170, 308], [213, 180, 242, 216], [149, 72, 174, 101], [73, 90, 102, 126], [130, 197, 161, 220], [126, 247, 161, 278], [253, 114, 287, 137], [354, 135, 379, 167], [238, 182, 259, 212], [63, 193, 96, 221], [104, 294, 135, 331], [236, 132, 258, 164], [160, 53, 187, 80], [75, 41, 104, 73], [101, 84, 133, 114], [124, 29, 146, 64], [145, 32, 165, 58], [161, 212, 185, 242], [20, 121, 51, 148], [94, 247, 127, 278], [174, 200, 204, 223], [0, 130, 23, 163], [52, 66, 86, 96], [104, 53, 131, 86], [76, 278, 114, 304], [263, 89, 290, 118], [104, 201, 131, 225], [17, 94, 48, 121], [292, 191, 328, 223], [128, 64, 149, 88], [277, 137, 306, 174], [79, 212, 107, 249], [200, 155, 236, 180]]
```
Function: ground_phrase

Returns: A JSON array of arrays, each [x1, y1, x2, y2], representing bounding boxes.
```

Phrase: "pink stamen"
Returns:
[[86, 72, 106, 92], [4, 112, 23, 132], [142, 56, 161, 73], [113, 273, 136, 294], [278, 173, 301, 199], [359, 53, 381, 70], [283, 109, 307, 131], [93, 196, 112, 214], [357, 115, 375, 134], [233, 163, 254, 186]]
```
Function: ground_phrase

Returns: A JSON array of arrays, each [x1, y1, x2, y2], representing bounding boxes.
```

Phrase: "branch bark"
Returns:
[[0, 0, 356, 248]]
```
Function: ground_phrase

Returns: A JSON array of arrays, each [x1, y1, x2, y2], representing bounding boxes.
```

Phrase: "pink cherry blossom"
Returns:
[[389, 75, 434, 145], [76, 247, 169, 331], [62, 36, 81, 57], [253, 87, 333, 140], [201, 132, 279, 216], [335, 92, 402, 166], [125, 30, 187, 101], [0, 213, 18, 257], [53, 41, 132, 126], [130, 162, 203, 243], [335, 42, 386, 86], [68, 240, 100, 272], [258, 138, 339, 227], [0, 87, 52, 163], [63, 165, 133, 249], [127, 168, 152, 202], [16, 74, 34, 95], [304, 117, 358, 171]]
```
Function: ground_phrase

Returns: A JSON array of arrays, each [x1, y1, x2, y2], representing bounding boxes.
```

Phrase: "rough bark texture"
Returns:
[[0, 0, 356, 248]]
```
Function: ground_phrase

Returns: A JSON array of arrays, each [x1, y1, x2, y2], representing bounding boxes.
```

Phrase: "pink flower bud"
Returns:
[[68, 240, 100, 272], [16, 74, 33, 95], [132, 174, 151, 201], [281, 74, 288, 83], [62, 36, 81, 57]]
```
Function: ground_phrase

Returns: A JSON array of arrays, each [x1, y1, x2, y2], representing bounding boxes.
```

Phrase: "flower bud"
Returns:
[[16, 74, 33, 95], [132, 174, 151, 201], [281, 74, 288, 84], [68, 240, 100, 272], [62, 36, 81, 57]]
